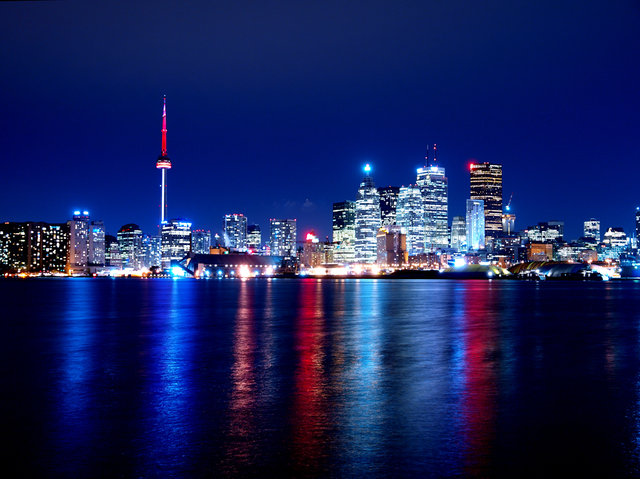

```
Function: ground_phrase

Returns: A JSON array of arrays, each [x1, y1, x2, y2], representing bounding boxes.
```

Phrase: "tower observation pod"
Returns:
[[156, 96, 172, 224]]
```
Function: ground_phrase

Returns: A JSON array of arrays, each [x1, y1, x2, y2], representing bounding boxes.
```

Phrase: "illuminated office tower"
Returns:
[[396, 185, 425, 256], [355, 164, 381, 263], [105, 234, 122, 268], [417, 144, 448, 250], [161, 219, 192, 269], [223, 214, 248, 250], [377, 225, 406, 266], [156, 96, 172, 224], [0, 222, 69, 273], [88, 220, 105, 266], [269, 219, 297, 257], [378, 186, 400, 226], [583, 219, 600, 241], [68, 210, 90, 273], [247, 224, 262, 251], [450, 216, 467, 252], [191, 229, 211, 254], [142, 235, 162, 268], [332, 200, 356, 264], [548, 220, 564, 240], [470, 162, 502, 242], [117, 224, 144, 270], [466, 199, 485, 251], [635, 208, 640, 241]]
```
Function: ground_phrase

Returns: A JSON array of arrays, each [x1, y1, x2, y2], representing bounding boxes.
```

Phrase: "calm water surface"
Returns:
[[3, 278, 640, 477]]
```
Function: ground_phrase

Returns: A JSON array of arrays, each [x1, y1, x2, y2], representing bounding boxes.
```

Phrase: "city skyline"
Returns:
[[1, 1, 639, 240]]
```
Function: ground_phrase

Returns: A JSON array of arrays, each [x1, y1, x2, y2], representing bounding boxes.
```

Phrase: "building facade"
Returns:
[[68, 210, 90, 273], [332, 200, 356, 264], [191, 229, 212, 255], [161, 219, 192, 269], [470, 162, 502, 243], [377, 225, 407, 267], [417, 165, 448, 250], [269, 219, 297, 257], [88, 220, 105, 266], [450, 216, 466, 252], [117, 224, 144, 270], [354, 167, 381, 263], [396, 185, 425, 256], [0, 222, 69, 273], [142, 235, 162, 268], [584, 219, 601, 241], [247, 224, 262, 251], [223, 214, 248, 250], [378, 186, 400, 226], [466, 199, 485, 251]]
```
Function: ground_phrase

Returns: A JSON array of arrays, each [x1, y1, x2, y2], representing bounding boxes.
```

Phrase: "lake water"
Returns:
[[3, 278, 640, 477]]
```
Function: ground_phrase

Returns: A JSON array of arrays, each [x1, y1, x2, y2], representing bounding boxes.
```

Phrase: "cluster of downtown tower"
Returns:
[[1, 97, 639, 276], [333, 146, 500, 265]]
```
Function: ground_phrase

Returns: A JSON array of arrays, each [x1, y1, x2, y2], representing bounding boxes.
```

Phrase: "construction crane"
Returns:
[[505, 193, 514, 212]]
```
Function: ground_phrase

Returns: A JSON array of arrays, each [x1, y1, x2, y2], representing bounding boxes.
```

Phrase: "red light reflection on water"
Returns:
[[461, 282, 498, 474], [291, 279, 328, 474]]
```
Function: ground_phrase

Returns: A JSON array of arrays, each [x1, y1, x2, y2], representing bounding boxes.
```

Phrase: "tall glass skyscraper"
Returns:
[[466, 199, 485, 251], [88, 220, 105, 266], [470, 162, 502, 242], [450, 216, 466, 252], [68, 210, 90, 272], [223, 214, 248, 250], [117, 224, 143, 270], [417, 165, 448, 250], [635, 208, 640, 241], [396, 185, 425, 256], [378, 186, 400, 226], [269, 219, 297, 257], [161, 219, 192, 270], [332, 200, 356, 264], [355, 165, 381, 263]]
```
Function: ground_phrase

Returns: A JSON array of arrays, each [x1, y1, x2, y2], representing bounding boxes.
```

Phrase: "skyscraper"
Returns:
[[584, 219, 600, 241], [247, 224, 262, 251], [117, 224, 144, 270], [355, 165, 381, 263], [88, 220, 105, 266], [68, 210, 90, 273], [636, 208, 640, 241], [450, 216, 466, 252], [396, 185, 424, 256], [378, 186, 400, 226], [466, 199, 485, 251], [269, 219, 297, 257], [417, 144, 448, 250], [161, 219, 192, 269], [191, 229, 212, 254], [470, 162, 502, 242], [156, 96, 172, 224], [332, 200, 356, 264], [142, 235, 162, 268], [0, 222, 69, 273], [223, 214, 248, 250]]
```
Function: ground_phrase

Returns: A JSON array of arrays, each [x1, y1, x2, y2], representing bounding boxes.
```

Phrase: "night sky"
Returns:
[[2, 1, 639, 240]]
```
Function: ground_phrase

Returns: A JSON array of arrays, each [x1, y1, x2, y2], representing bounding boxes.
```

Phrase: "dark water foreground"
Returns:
[[3, 278, 640, 477]]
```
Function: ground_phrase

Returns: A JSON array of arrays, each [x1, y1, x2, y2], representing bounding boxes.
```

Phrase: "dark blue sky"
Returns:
[[1, 1, 639, 240]]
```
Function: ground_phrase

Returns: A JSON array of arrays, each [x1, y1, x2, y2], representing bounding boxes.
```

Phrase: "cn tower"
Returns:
[[156, 96, 171, 223]]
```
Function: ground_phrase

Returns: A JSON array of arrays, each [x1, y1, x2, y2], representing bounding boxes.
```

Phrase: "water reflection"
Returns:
[[142, 280, 196, 476], [291, 279, 329, 475], [224, 280, 259, 470], [460, 281, 498, 475]]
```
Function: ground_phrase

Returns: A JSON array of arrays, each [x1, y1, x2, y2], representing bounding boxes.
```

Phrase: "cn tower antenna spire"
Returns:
[[161, 95, 167, 156], [156, 95, 172, 225]]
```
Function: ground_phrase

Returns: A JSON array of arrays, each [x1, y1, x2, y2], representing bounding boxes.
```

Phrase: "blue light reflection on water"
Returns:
[[5, 279, 640, 476]]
